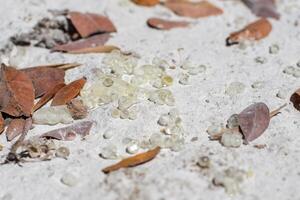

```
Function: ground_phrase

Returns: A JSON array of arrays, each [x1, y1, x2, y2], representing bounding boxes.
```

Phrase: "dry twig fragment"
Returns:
[[69, 12, 116, 38], [226, 18, 272, 46], [290, 88, 300, 111], [0, 64, 35, 117], [67, 45, 119, 54], [164, 0, 223, 18], [242, 0, 280, 19], [147, 17, 189, 30], [6, 119, 26, 141], [52, 34, 111, 52], [41, 121, 93, 141], [51, 77, 86, 106], [102, 147, 161, 174], [132, 0, 160, 6], [33, 83, 66, 112]]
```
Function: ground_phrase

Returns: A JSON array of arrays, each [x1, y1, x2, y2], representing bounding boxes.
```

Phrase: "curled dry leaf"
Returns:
[[6, 118, 26, 141], [102, 147, 161, 174], [226, 18, 272, 46], [132, 0, 160, 6], [51, 77, 86, 106], [0, 113, 4, 134], [69, 11, 116, 38], [0, 65, 35, 117], [290, 88, 300, 111], [33, 83, 66, 112], [67, 45, 119, 54], [52, 34, 110, 52], [67, 99, 88, 119], [22, 66, 65, 98], [41, 121, 93, 141], [147, 17, 190, 30], [164, 0, 223, 18], [242, 0, 280, 20]]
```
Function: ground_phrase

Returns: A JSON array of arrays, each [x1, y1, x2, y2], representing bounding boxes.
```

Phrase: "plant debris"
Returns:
[[0, 113, 4, 134], [132, 0, 160, 6], [242, 0, 280, 20], [6, 119, 26, 141], [102, 146, 160, 174], [226, 18, 272, 46], [51, 77, 86, 106], [67, 99, 88, 120], [67, 45, 120, 54], [147, 18, 190, 30], [164, 0, 223, 18], [290, 88, 300, 111]]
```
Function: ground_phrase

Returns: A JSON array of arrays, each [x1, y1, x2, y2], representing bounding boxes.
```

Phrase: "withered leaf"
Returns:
[[102, 147, 161, 174], [132, 0, 160, 6], [237, 102, 270, 143], [69, 12, 117, 38], [41, 121, 93, 141], [52, 34, 110, 52], [290, 88, 300, 111], [33, 83, 66, 112], [226, 18, 272, 46], [6, 118, 26, 141], [67, 45, 119, 54], [147, 17, 190, 30], [67, 99, 88, 120], [0, 113, 4, 134], [51, 77, 86, 106], [242, 0, 280, 20], [164, 0, 223, 18], [0, 64, 35, 117], [22, 66, 65, 98]]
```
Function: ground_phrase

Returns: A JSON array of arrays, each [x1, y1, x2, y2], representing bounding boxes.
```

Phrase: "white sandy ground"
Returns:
[[0, 0, 300, 199]]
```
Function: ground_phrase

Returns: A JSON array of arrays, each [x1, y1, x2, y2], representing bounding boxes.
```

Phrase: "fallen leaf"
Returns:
[[147, 17, 190, 30], [102, 147, 161, 174], [27, 63, 81, 71], [237, 102, 270, 142], [0, 64, 35, 117], [226, 18, 272, 46], [290, 88, 300, 111], [164, 0, 223, 18], [6, 119, 26, 141], [41, 121, 93, 141], [52, 34, 110, 52], [22, 66, 65, 98], [69, 11, 116, 38], [67, 99, 88, 119], [132, 0, 160, 6], [33, 83, 66, 112], [0, 113, 4, 134], [51, 77, 86, 106], [67, 45, 119, 54], [242, 0, 280, 19]]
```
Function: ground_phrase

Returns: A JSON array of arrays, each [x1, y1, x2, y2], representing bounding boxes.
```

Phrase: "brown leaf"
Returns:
[[69, 12, 117, 38], [164, 0, 223, 18], [132, 0, 160, 6], [147, 17, 190, 30], [33, 83, 66, 112], [0, 113, 4, 134], [28, 63, 82, 71], [0, 64, 35, 117], [242, 0, 280, 20], [67, 99, 88, 120], [102, 147, 161, 174], [290, 88, 300, 111], [67, 45, 119, 54], [237, 102, 270, 142], [41, 121, 93, 141], [51, 77, 86, 106], [52, 34, 111, 52], [226, 18, 272, 46], [6, 119, 26, 141], [22, 66, 65, 98]]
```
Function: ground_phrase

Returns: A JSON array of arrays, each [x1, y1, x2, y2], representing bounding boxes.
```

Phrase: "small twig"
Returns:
[[269, 103, 287, 118]]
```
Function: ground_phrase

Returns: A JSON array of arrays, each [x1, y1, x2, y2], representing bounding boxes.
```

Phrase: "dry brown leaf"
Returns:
[[132, 0, 160, 6], [51, 77, 86, 106], [6, 118, 26, 141], [102, 147, 161, 174], [69, 12, 117, 38], [242, 0, 280, 19], [67, 45, 119, 54], [290, 88, 300, 111], [226, 18, 272, 46], [67, 99, 88, 119], [28, 63, 81, 71], [164, 0, 223, 18], [33, 83, 66, 112], [0, 113, 4, 134], [41, 121, 93, 141], [52, 34, 110, 52], [147, 17, 190, 30], [22, 66, 65, 98], [0, 64, 35, 117]]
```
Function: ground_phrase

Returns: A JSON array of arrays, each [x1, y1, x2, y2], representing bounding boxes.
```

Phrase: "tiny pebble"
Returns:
[[255, 56, 267, 64], [269, 44, 279, 54], [56, 147, 70, 159], [251, 81, 265, 89], [103, 130, 114, 139], [276, 89, 287, 99], [221, 131, 243, 148], [283, 66, 295, 75], [226, 114, 239, 129], [293, 69, 300, 78], [179, 73, 190, 85], [61, 173, 78, 187], [197, 156, 210, 168], [126, 143, 139, 154]]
